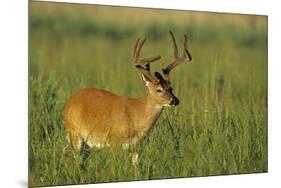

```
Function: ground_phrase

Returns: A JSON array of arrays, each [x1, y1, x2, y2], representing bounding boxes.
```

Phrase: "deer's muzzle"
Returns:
[[170, 96, 179, 106]]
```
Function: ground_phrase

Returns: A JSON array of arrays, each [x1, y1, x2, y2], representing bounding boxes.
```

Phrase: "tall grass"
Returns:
[[29, 4, 267, 187]]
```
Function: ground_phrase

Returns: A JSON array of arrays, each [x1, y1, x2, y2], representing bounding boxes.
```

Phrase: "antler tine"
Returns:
[[132, 37, 161, 83], [133, 38, 140, 58], [162, 31, 192, 81], [135, 38, 146, 58], [183, 34, 192, 61], [133, 38, 161, 66], [169, 31, 179, 59]]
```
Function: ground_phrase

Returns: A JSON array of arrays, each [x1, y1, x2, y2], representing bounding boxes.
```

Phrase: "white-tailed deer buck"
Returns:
[[64, 32, 192, 161]]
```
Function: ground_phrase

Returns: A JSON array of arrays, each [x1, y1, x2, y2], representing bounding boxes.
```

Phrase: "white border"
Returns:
[[1, 0, 281, 188], [37, 0, 268, 15]]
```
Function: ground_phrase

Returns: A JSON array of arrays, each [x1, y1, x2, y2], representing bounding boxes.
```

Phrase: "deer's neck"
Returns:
[[132, 94, 163, 139]]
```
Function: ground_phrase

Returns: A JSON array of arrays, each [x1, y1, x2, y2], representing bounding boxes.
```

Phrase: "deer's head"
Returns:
[[133, 31, 192, 107]]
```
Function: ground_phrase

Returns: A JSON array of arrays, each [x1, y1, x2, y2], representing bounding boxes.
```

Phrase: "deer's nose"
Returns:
[[170, 96, 179, 106]]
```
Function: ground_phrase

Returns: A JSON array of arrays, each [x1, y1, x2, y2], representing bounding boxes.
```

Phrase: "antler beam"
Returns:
[[162, 31, 192, 81], [133, 38, 161, 83]]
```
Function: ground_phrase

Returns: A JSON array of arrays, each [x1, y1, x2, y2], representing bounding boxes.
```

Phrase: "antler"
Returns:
[[133, 38, 161, 83], [162, 31, 192, 81]]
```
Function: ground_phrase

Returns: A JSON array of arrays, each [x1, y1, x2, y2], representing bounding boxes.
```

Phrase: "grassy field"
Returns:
[[29, 2, 268, 187]]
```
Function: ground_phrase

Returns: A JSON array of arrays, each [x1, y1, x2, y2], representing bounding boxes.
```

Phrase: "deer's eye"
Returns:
[[156, 89, 162, 93]]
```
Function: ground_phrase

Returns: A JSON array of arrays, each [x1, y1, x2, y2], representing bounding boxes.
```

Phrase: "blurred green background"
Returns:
[[29, 1, 267, 187]]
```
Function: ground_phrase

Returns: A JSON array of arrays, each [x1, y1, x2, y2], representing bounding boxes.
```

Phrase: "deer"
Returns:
[[63, 31, 192, 164]]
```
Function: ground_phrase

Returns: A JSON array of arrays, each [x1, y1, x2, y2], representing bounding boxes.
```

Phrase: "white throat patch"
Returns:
[[155, 105, 164, 112]]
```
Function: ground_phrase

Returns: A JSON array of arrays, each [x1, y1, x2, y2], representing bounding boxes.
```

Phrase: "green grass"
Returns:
[[29, 8, 267, 187]]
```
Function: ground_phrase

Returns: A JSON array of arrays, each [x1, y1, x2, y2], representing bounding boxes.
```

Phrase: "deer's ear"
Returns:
[[154, 72, 164, 82], [142, 74, 152, 86]]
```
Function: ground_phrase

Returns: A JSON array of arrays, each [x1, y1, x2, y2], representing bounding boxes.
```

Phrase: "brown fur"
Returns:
[[64, 87, 167, 149]]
